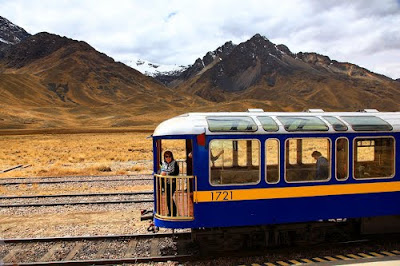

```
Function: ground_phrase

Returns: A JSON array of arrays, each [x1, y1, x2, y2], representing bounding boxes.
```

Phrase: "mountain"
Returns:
[[1, 16, 399, 131], [0, 28, 208, 130], [159, 34, 400, 112]]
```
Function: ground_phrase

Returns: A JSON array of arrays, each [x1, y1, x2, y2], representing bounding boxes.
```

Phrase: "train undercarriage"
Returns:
[[190, 215, 400, 253]]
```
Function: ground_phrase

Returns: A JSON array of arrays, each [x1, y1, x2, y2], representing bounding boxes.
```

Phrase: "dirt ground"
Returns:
[[0, 204, 157, 238]]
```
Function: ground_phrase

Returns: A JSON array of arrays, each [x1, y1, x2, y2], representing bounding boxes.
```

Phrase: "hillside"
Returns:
[[163, 34, 400, 112], [1, 16, 399, 131], [0, 32, 209, 130]]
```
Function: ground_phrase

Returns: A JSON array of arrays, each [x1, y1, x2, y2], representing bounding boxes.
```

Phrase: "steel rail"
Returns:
[[0, 191, 153, 199], [2, 255, 195, 266], [0, 178, 152, 185], [0, 174, 152, 181], [0, 199, 154, 208], [2, 232, 190, 243]]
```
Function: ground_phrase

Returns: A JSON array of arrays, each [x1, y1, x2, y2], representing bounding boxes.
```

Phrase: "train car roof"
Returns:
[[153, 110, 400, 137]]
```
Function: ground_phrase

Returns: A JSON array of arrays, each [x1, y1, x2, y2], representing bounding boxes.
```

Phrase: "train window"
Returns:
[[277, 116, 328, 132], [209, 139, 260, 185], [285, 138, 331, 182], [266, 139, 280, 183], [336, 138, 349, 180], [207, 116, 257, 132], [257, 116, 279, 132], [341, 116, 393, 131], [353, 137, 395, 179], [323, 116, 348, 131]]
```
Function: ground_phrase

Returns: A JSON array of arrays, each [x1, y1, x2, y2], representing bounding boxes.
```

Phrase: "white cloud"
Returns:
[[0, 0, 399, 78]]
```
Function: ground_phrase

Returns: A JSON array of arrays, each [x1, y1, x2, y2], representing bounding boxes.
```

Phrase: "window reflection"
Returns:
[[286, 138, 331, 182], [210, 139, 260, 185]]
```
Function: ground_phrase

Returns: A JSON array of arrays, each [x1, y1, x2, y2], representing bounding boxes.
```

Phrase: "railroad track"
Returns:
[[0, 173, 152, 180], [0, 176, 153, 186], [0, 232, 194, 265], [0, 191, 154, 208]]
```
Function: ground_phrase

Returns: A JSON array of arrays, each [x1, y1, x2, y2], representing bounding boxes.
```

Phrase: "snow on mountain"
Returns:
[[0, 37, 11, 44], [0, 16, 31, 45], [123, 58, 188, 77]]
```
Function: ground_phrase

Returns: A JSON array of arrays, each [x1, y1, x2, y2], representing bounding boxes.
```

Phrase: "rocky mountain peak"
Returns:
[[250, 33, 269, 42], [202, 41, 235, 66], [239, 34, 294, 59], [276, 44, 293, 56], [2, 32, 95, 68], [154, 40, 237, 86], [297, 52, 331, 65], [0, 16, 31, 44]]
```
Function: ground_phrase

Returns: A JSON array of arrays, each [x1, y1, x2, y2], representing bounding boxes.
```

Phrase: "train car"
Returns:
[[151, 109, 400, 242]]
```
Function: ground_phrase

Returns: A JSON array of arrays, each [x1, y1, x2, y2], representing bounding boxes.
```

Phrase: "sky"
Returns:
[[1, 0, 400, 79]]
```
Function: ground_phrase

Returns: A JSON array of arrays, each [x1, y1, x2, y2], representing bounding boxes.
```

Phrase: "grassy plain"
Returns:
[[0, 132, 155, 178]]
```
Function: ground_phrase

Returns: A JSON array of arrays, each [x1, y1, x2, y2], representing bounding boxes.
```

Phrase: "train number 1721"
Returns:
[[211, 191, 233, 201]]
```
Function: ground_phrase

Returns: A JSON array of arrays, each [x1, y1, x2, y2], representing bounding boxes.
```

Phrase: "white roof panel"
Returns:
[[153, 111, 400, 136]]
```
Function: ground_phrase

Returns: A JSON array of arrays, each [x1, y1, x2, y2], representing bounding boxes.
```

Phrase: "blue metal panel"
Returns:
[[155, 192, 400, 228]]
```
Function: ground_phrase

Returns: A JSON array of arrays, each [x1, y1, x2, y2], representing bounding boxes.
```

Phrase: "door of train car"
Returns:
[[153, 136, 197, 225]]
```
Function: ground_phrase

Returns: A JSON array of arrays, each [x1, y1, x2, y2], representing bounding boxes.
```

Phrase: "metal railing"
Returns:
[[176, 159, 187, 175], [154, 174, 196, 221]]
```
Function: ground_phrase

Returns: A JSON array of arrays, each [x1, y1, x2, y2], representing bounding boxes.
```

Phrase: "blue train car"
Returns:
[[152, 109, 400, 233]]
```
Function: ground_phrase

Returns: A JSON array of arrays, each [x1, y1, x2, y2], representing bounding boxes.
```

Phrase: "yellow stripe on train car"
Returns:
[[193, 181, 400, 202]]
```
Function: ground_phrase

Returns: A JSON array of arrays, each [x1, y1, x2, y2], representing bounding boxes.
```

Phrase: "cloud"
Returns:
[[0, 0, 399, 78]]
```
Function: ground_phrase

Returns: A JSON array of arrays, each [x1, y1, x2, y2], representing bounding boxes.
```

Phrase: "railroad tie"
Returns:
[[369, 252, 384, 258], [312, 257, 327, 263], [381, 251, 396, 256], [124, 239, 138, 258], [2, 248, 20, 263], [64, 242, 85, 260], [39, 243, 63, 262], [324, 256, 338, 261], [358, 253, 374, 259], [300, 258, 314, 263], [288, 259, 302, 265], [150, 238, 160, 257], [95, 241, 109, 258], [347, 254, 362, 259], [335, 255, 352, 260]]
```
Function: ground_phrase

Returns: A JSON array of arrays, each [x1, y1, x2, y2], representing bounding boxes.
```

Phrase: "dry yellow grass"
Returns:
[[0, 132, 156, 177], [0, 132, 189, 178]]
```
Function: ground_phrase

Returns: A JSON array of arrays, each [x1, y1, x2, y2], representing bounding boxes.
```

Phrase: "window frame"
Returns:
[[335, 137, 349, 181], [340, 116, 393, 132], [323, 116, 348, 131], [284, 137, 332, 183], [256, 116, 279, 132], [352, 136, 396, 180], [206, 116, 258, 133], [208, 138, 261, 187], [265, 138, 280, 184], [277, 116, 329, 132]]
